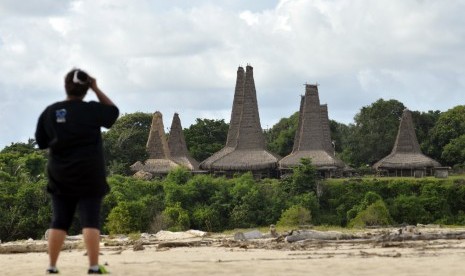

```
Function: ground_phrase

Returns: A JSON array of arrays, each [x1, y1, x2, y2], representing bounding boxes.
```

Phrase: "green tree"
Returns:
[[0, 180, 51, 241], [265, 112, 299, 156], [183, 118, 229, 162], [1, 139, 37, 155], [282, 158, 318, 195], [329, 120, 351, 154], [345, 99, 405, 167], [426, 106, 465, 165], [0, 144, 47, 182], [442, 135, 465, 166], [410, 110, 441, 153], [102, 112, 152, 175]]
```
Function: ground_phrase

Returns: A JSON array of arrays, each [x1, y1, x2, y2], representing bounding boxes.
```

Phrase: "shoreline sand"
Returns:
[[2, 227, 465, 275]]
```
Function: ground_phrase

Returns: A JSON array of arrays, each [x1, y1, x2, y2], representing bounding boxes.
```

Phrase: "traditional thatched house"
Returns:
[[373, 109, 441, 177], [199, 65, 280, 178], [130, 111, 198, 178], [279, 84, 345, 178]]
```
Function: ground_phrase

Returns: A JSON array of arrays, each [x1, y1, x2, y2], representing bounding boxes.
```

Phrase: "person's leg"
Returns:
[[83, 227, 101, 266], [48, 229, 67, 267], [48, 195, 77, 271], [78, 196, 104, 269]]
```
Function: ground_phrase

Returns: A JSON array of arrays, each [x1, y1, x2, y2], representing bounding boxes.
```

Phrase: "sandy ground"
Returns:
[[2, 228, 465, 275]]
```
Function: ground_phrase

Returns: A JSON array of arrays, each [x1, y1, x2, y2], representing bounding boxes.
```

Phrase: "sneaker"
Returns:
[[46, 268, 59, 274], [88, 265, 109, 274]]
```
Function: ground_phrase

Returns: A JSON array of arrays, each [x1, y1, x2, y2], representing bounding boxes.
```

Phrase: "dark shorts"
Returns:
[[51, 194, 103, 231]]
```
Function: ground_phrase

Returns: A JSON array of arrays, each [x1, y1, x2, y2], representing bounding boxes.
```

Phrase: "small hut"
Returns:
[[130, 111, 199, 178], [373, 109, 441, 177], [279, 84, 345, 178], [199, 65, 280, 178]]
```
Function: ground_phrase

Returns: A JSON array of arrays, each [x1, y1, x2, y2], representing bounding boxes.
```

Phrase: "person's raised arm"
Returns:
[[89, 77, 116, 106]]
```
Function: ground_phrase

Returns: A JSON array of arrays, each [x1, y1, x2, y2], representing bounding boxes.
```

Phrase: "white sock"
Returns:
[[48, 266, 58, 271], [89, 265, 100, 271]]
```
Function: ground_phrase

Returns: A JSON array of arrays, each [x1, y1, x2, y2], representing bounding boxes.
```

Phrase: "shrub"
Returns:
[[348, 200, 392, 228], [390, 194, 430, 224], [162, 202, 190, 231], [166, 167, 191, 185], [347, 191, 382, 221], [105, 200, 147, 234], [277, 205, 312, 227], [191, 205, 221, 232]]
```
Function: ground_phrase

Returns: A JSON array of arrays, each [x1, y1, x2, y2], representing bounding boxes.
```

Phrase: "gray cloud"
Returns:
[[1, 0, 465, 149], [0, 0, 71, 17]]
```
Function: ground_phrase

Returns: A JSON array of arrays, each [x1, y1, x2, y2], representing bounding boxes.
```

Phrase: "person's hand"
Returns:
[[89, 76, 98, 92], [87, 76, 115, 106]]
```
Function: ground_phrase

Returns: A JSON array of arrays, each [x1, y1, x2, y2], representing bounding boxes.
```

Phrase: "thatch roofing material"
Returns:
[[205, 150, 279, 171], [198, 146, 235, 169], [320, 105, 334, 156], [235, 65, 266, 150], [131, 159, 179, 174], [373, 109, 441, 170], [225, 67, 244, 147], [292, 95, 305, 152], [373, 153, 440, 169], [132, 111, 199, 175], [200, 65, 279, 171], [279, 84, 345, 170], [168, 113, 199, 170], [279, 150, 342, 169], [146, 111, 170, 159]]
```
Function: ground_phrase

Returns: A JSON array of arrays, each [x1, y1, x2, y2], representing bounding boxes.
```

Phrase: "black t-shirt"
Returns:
[[35, 100, 119, 196]]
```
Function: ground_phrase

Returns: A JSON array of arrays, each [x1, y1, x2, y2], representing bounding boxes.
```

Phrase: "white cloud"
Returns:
[[240, 11, 260, 26]]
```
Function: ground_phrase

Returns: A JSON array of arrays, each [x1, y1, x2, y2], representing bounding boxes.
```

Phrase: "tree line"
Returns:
[[102, 98, 465, 175]]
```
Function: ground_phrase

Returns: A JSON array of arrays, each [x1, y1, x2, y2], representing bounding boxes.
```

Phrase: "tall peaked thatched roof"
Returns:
[[320, 104, 334, 156], [131, 111, 179, 174], [199, 67, 244, 169], [373, 109, 441, 170], [146, 111, 170, 159], [131, 111, 201, 175], [225, 66, 244, 147], [200, 65, 280, 171], [279, 84, 345, 170], [168, 113, 199, 170], [236, 65, 266, 150], [292, 95, 305, 153]]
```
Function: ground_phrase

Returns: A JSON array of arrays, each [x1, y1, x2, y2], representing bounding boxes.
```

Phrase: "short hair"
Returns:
[[64, 69, 90, 97]]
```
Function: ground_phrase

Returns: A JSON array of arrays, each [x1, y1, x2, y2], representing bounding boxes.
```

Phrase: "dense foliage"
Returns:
[[424, 106, 465, 166], [2, 149, 465, 241], [102, 112, 152, 175], [1, 99, 465, 241], [183, 118, 229, 162]]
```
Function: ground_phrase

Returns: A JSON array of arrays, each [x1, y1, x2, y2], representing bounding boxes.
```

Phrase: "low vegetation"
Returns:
[[2, 159, 465, 241]]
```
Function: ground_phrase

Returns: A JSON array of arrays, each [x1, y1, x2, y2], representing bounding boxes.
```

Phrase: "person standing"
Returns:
[[35, 69, 119, 274]]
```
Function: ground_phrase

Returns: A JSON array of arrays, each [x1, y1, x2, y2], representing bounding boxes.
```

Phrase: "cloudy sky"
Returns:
[[1, 0, 464, 149]]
